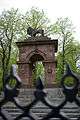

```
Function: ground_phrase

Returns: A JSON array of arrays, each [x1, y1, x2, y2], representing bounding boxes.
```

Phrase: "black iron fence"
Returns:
[[0, 64, 80, 120]]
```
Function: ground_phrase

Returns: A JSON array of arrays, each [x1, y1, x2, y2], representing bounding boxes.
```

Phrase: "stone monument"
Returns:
[[16, 27, 58, 87]]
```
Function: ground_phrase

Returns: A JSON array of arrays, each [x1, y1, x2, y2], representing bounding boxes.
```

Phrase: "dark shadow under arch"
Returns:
[[26, 50, 47, 63], [30, 54, 44, 62]]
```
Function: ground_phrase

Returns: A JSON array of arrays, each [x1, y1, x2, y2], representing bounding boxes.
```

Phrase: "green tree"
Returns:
[[51, 17, 75, 75], [65, 41, 80, 71], [0, 8, 21, 88], [56, 41, 80, 82]]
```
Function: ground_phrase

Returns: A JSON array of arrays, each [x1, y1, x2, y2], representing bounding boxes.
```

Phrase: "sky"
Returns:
[[0, 0, 80, 42]]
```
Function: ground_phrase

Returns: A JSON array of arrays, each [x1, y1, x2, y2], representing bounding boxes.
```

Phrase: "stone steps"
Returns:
[[0, 88, 80, 119]]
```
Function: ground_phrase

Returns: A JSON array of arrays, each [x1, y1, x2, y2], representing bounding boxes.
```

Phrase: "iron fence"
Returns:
[[0, 64, 80, 120]]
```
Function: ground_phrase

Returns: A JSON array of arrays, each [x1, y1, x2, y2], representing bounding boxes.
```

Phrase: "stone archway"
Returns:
[[16, 36, 58, 87], [29, 53, 45, 86]]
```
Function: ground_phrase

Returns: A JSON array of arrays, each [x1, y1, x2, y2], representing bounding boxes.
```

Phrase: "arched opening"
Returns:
[[29, 54, 45, 86]]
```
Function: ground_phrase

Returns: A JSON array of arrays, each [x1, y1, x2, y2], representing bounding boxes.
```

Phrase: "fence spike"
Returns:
[[35, 77, 44, 90]]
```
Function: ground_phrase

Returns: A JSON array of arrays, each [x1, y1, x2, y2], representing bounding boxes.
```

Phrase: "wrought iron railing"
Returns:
[[0, 64, 80, 120]]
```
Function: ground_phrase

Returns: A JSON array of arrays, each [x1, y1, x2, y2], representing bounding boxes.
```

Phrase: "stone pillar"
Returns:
[[44, 61, 56, 87], [29, 62, 34, 87], [18, 63, 32, 87]]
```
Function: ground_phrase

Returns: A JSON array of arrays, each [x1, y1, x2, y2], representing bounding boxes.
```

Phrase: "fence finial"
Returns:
[[35, 77, 44, 90]]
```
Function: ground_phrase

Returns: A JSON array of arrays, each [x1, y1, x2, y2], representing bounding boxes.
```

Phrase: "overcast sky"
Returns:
[[0, 0, 80, 42]]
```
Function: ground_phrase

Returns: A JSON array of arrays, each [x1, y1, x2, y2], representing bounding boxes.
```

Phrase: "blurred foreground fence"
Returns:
[[0, 64, 80, 120]]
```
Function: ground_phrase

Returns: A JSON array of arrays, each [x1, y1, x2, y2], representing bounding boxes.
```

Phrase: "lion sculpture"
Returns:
[[27, 27, 44, 37]]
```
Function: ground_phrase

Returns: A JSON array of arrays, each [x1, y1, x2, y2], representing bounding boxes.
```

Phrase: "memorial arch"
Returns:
[[16, 36, 58, 87]]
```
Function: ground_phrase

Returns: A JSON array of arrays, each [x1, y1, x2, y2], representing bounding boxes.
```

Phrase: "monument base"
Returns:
[[21, 82, 58, 88]]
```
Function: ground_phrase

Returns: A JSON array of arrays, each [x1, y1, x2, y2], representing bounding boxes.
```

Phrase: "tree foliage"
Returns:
[[0, 8, 21, 87], [51, 17, 75, 74], [50, 17, 80, 82], [56, 41, 80, 81]]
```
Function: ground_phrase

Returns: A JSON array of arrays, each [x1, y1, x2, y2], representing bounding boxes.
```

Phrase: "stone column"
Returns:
[[18, 62, 32, 87], [44, 61, 56, 87], [29, 62, 34, 87]]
